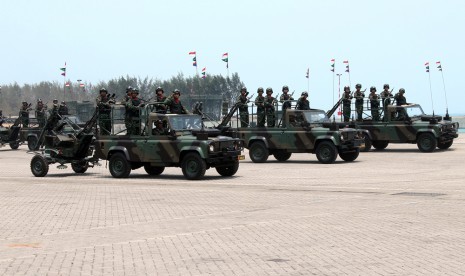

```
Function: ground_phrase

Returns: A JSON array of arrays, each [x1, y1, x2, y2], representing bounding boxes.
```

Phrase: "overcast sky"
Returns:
[[1, 0, 463, 114]]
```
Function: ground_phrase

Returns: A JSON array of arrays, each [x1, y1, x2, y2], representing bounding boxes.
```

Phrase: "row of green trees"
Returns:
[[0, 73, 244, 116]]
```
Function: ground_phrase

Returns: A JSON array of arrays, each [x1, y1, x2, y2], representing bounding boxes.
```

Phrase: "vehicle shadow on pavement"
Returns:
[[241, 160, 360, 164], [368, 148, 457, 153]]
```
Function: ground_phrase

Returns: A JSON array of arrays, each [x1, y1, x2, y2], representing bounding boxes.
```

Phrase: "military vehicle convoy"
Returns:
[[327, 99, 459, 152], [93, 104, 244, 180], [218, 102, 364, 164]]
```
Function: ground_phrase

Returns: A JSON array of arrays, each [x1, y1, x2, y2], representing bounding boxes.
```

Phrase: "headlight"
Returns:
[[340, 133, 345, 141], [209, 144, 215, 152]]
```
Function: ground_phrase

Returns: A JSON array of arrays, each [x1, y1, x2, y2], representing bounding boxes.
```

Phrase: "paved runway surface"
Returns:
[[1, 137, 464, 275]]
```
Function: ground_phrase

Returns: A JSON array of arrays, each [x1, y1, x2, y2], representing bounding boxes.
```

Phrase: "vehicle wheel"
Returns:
[[417, 133, 437, 152], [372, 140, 389, 150], [216, 161, 239, 177], [109, 152, 131, 178], [437, 140, 453, 150], [315, 141, 338, 164], [273, 150, 292, 162], [144, 164, 165, 175], [31, 155, 49, 177], [181, 152, 206, 180], [9, 141, 20, 150], [71, 161, 88, 173], [27, 136, 39, 151], [339, 149, 360, 162], [361, 133, 372, 152], [249, 141, 269, 163]]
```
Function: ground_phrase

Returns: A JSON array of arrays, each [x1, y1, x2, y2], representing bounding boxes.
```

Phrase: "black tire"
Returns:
[[417, 133, 437, 152], [339, 149, 360, 162], [31, 155, 49, 177], [249, 141, 269, 163], [9, 141, 19, 150], [109, 152, 131, 178], [315, 141, 338, 164], [27, 136, 39, 151], [361, 133, 372, 152], [144, 164, 165, 175], [372, 140, 389, 150], [273, 150, 292, 162], [437, 140, 453, 150], [181, 152, 206, 180], [216, 161, 239, 177], [71, 161, 88, 173]]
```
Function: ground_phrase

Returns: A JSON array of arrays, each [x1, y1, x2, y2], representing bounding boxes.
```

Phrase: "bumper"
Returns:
[[339, 138, 364, 151], [206, 150, 243, 165], [439, 132, 458, 143]]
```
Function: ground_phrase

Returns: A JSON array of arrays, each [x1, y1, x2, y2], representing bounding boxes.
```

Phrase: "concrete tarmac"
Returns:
[[0, 136, 464, 275]]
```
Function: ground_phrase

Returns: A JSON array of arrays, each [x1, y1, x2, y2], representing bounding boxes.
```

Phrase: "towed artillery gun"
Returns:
[[30, 109, 100, 177]]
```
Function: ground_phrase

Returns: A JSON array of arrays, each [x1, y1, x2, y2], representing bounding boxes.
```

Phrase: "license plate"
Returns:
[[238, 155, 245, 160]]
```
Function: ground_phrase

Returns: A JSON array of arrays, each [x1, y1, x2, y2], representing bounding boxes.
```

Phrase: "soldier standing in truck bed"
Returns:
[[353, 83, 365, 121], [264, 87, 276, 127], [255, 87, 265, 127], [35, 99, 46, 127], [96, 88, 114, 135], [126, 88, 143, 135], [237, 87, 249, 128], [19, 101, 30, 127], [369, 86, 380, 121], [280, 85, 294, 110], [295, 91, 310, 110], [394, 88, 408, 120], [342, 86, 352, 122], [154, 87, 167, 113], [163, 89, 188, 114]]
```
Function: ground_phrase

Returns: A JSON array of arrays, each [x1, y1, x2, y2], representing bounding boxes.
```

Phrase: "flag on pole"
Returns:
[[222, 52, 229, 68], [343, 60, 349, 72], [305, 68, 309, 78], [436, 61, 442, 71], [65, 82, 70, 87], [192, 56, 197, 67], [60, 62, 66, 77], [201, 67, 206, 79], [188, 51, 196, 55], [79, 83, 85, 87], [425, 62, 430, 72], [330, 59, 335, 72]]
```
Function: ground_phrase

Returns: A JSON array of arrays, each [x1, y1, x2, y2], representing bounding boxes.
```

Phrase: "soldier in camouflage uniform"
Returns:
[[353, 83, 365, 121], [237, 87, 249, 128], [122, 86, 134, 133], [254, 87, 266, 127], [154, 87, 167, 113], [35, 99, 47, 127], [19, 102, 30, 127], [126, 88, 143, 135], [342, 86, 353, 122], [295, 91, 310, 110], [152, 119, 169, 135], [264, 87, 276, 127], [163, 89, 188, 114], [279, 85, 294, 110], [369, 86, 380, 121], [96, 88, 114, 135], [394, 88, 408, 120], [380, 84, 393, 121], [58, 101, 68, 116]]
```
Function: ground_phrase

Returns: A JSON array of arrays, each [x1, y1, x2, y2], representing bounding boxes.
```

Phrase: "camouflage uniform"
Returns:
[[237, 88, 249, 128], [35, 100, 46, 128], [264, 88, 276, 127], [254, 88, 265, 127], [58, 102, 68, 116], [394, 89, 407, 120], [380, 85, 393, 121], [19, 102, 30, 127], [122, 87, 134, 133], [96, 89, 113, 135], [295, 92, 310, 110], [353, 84, 365, 121], [164, 91, 188, 114], [279, 86, 294, 110], [369, 87, 380, 121], [126, 96, 142, 135], [342, 88, 352, 122], [152, 120, 169, 135]]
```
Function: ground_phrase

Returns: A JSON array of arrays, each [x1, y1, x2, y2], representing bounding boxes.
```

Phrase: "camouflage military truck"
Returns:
[[347, 104, 459, 152], [30, 109, 100, 177], [0, 124, 21, 149], [218, 102, 363, 164], [93, 104, 244, 180]]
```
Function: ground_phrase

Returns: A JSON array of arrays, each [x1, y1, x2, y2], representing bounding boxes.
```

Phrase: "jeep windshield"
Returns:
[[303, 110, 331, 124], [405, 105, 425, 120], [168, 115, 203, 131]]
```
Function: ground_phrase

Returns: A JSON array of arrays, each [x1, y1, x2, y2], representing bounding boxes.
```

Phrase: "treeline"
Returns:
[[0, 73, 244, 116]]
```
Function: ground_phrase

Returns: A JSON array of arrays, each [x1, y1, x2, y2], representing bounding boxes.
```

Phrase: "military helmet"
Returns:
[[343, 86, 350, 91], [257, 87, 264, 93], [99, 87, 108, 93], [37, 98, 43, 103], [383, 84, 390, 89], [61, 101, 66, 105], [53, 99, 58, 103], [133, 88, 139, 94], [370, 86, 377, 92], [126, 86, 133, 92], [155, 87, 164, 93], [356, 83, 362, 88], [22, 101, 27, 105], [282, 85, 289, 91], [173, 89, 181, 95], [301, 91, 308, 97], [241, 87, 247, 92], [399, 88, 405, 93], [266, 87, 273, 93]]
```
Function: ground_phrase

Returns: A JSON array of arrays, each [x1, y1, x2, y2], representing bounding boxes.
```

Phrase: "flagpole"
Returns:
[[427, 64, 435, 115], [438, 62, 449, 118], [332, 71, 335, 105], [337, 73, 342, 120]]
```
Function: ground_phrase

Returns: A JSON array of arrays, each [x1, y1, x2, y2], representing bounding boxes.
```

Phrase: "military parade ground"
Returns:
[[0, 134, 464, 275]]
